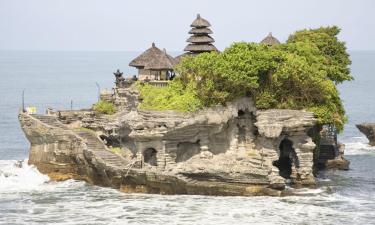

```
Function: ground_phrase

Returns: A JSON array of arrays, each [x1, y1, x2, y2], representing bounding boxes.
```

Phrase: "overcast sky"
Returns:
[[0, 0, 374, 51]]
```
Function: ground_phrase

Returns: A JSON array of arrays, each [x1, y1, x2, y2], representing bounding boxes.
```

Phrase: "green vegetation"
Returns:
[[93, 100, 116, 115], [138, 81, 203, 112], [139, 26, 352, 131]]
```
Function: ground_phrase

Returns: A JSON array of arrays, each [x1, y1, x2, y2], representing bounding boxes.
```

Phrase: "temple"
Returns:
[[129, 14, 218, 82], [184, 14, 218, 54], [129, 43, 176, 81], [18, 14, 350, 197]]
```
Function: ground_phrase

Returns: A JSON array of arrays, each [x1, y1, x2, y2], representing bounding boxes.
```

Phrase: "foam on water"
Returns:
[[341, 137, 375, 155], [0, 160, 50, 193], [0, 157, 374, 225], [0, 140, 374, 224]]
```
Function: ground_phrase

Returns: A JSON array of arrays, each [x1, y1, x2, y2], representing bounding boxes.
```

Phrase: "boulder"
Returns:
[[356, 123, 375, 146]]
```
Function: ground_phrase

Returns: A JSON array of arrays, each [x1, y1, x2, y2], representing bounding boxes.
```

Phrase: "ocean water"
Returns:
[[0, 50, 375, 225]]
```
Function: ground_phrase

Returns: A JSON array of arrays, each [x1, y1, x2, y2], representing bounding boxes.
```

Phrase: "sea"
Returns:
[[0, 50, 374, 225]]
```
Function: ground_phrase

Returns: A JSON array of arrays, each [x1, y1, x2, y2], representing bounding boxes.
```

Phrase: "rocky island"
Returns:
[[19, 15, 351, 196], [356, 123, 375, 146]]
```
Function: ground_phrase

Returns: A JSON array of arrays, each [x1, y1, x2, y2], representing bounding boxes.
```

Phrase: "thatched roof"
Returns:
[[189, 27, 213, 35], [184, 14, 217, 54], [129, 43, 176, 70], [191, 14, 211, 28], [187, 35, 215, 43], [184, 44, 218, 52], [144, 50, 176, 70], [260, 33, 281, 46]]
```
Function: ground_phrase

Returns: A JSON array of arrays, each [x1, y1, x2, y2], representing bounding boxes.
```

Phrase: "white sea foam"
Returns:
[[342, 140, 375, 155], [0, 158, 374, 224], [0, 159, 50, 193]]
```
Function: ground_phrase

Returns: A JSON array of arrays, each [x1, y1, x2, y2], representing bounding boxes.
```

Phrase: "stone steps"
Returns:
[[72, 129, 128, 168], [32, 113, 128, 170], [32, 115, 67, 129]]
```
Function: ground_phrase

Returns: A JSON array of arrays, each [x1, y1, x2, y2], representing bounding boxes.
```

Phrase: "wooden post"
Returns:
[[22, 89, 25, 112]]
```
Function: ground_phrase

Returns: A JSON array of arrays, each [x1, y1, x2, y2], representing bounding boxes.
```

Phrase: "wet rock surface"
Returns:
[[356, 123, 375, 146]]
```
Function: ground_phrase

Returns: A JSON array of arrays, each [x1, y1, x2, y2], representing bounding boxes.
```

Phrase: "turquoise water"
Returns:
[[0, 51, 374, 224]]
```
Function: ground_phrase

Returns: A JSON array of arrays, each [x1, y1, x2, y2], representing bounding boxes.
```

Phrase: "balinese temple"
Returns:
[[260, 33, 281, 46], [183, 14, 218, 54], [129, 43, 176, 81]]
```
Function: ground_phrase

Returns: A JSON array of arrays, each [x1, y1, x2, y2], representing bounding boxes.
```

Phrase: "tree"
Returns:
[[287, 26, 353, 83], [141, 26, 352, 131]]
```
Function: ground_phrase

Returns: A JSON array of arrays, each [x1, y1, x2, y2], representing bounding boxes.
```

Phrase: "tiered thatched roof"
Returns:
[[190, 14, 211, 27], [189, 27, 213, 35], [184, 14, 218, 54], [129, 43, 176, 70], [186, 35, 215, 43], [260, 33, 281, 46]]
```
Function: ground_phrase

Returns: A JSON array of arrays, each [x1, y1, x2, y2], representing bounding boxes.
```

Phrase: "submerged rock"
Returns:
[[356, 123, 375, 146]]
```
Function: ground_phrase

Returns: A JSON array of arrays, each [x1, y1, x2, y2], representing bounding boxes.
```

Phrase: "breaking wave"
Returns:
[[0, 159, 50, 193], [0, 158, 374, 225], [341, 136, 375, 155]]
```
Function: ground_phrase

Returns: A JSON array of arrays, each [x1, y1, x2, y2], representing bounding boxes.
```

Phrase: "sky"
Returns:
[[0, 0, 374, 51]]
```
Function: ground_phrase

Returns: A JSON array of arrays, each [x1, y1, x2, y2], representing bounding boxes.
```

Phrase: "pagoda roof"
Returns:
[[191, 14, 211, 28], [184, 44, 218, 52], [189, 27, 213, 35], [186, 35, 215, 43], [260, 33, 281, 46]]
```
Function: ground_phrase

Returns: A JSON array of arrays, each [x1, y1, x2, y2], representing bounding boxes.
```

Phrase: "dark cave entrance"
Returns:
[[176, 140, 201, 163], [273, 139, 295, 179], [143, 148, 157, 166]]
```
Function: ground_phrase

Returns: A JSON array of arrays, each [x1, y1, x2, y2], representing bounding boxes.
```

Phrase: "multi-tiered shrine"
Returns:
[[184, 14, 218, 54]]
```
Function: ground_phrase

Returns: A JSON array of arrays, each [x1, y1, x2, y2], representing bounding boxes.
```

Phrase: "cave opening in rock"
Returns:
[[273, 139, 294, 179], [100, 135, 120, 148], [238, 109, 245, 117], [176, 140, 200, 162], [143, 148, 157, 166]]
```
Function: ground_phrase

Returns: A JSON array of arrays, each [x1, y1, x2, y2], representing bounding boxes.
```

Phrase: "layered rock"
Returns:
[[356, 123, 375, 146], [19, 95, 321, 196]]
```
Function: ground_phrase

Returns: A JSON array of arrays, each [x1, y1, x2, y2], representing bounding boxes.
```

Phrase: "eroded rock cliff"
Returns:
[[357, 123, 375, 146], [19, 96, 320, 196]]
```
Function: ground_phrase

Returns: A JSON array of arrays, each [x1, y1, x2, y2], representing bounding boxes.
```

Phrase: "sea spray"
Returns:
[[0, 159, 49, 193], [341, 137, 375, 155]]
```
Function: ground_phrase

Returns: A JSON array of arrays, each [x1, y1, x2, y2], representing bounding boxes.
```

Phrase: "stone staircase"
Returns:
[[32, 115, 68, 129], [74, 129, 128, 169], [31, 114, 128, 170]]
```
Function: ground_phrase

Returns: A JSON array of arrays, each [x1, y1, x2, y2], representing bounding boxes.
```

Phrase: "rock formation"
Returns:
[[18, 81, 349, 196], [356, 123, 375, 146]]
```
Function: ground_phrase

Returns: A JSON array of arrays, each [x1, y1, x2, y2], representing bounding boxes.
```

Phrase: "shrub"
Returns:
[[141, 26, 353, 131], [93, 100, 116, 115], [138, 80, 203, 112]]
